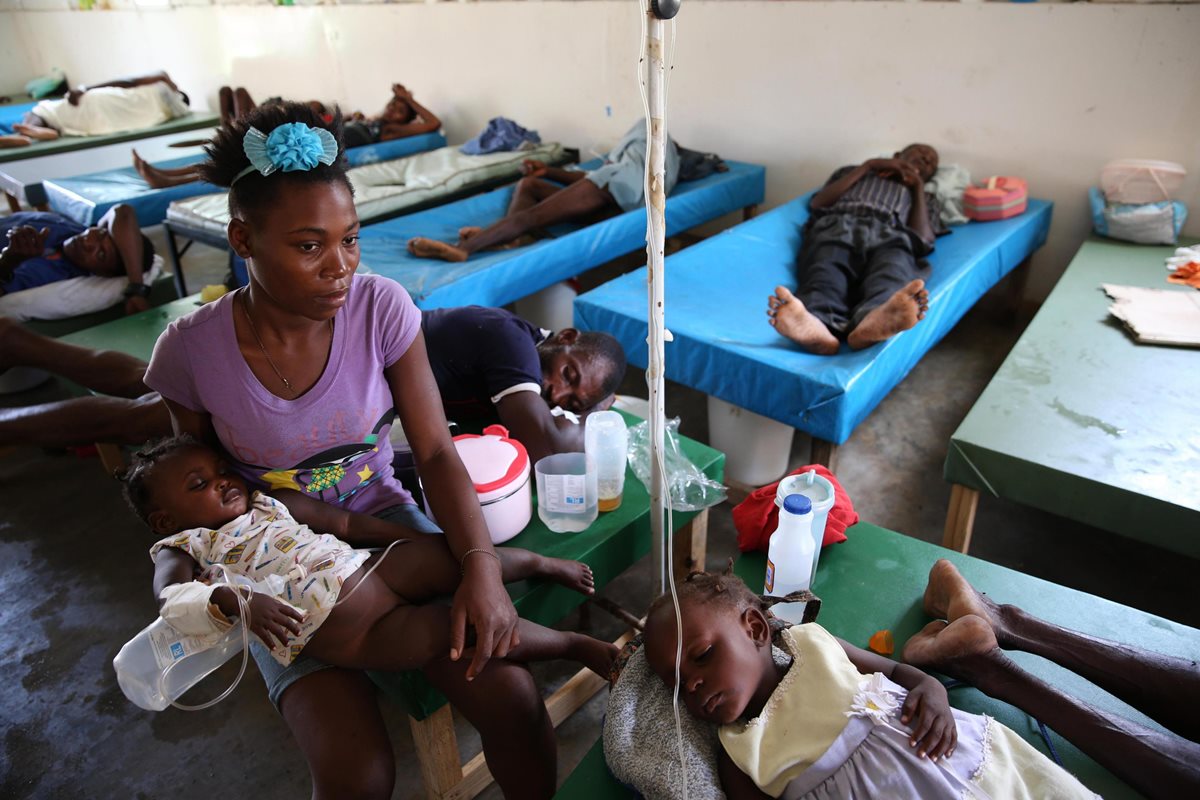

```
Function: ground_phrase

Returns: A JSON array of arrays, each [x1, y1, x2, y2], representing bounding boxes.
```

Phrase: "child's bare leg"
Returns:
[[495, 546, 596, 595], [364, 535, 596, 601], [904, 615, 1200, 799], [0, 318, 149, 396], [308, 592, 616, 677], [922, 558, 1200, 741], [0, 134, 33, 149]]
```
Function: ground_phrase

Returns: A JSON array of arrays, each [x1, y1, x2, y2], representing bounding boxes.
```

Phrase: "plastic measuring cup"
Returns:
[[534, 453, 598, 532]]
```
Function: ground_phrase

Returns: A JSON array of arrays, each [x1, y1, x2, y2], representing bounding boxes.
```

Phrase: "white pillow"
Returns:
[[0, 255, 164, 322]]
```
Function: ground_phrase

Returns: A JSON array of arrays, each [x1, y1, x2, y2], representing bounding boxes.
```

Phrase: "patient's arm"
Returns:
[[898, 165, 936, 247], [378, 86, 442, 139], [496, 391, 584, 464], [810, 158, 911, 210], [809, 162, 870, 209]]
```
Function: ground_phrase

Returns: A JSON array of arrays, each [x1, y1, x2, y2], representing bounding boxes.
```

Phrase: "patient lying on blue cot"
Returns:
[[767, 144, 947, 354]]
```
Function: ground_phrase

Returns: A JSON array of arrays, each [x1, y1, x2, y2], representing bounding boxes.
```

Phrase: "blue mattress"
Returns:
[[576, 194, 1054, 445], [359, 159, 766, 309], [0, 100, 37, 135], [43, 131, 447, 226]]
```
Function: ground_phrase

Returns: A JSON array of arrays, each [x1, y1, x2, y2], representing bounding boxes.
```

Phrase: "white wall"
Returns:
[[5, 2, 1199, 299]]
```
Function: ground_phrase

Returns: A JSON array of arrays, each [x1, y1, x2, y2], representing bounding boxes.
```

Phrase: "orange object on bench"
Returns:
[[964, 176, 1028, 221]]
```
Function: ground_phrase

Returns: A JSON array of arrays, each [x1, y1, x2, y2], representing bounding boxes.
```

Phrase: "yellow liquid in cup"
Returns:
[[598, 494, 623, 512]]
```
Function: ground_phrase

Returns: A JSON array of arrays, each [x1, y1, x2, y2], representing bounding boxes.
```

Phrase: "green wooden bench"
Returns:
[[554, 523, 1200, 799], [55, 298, 723, 799]]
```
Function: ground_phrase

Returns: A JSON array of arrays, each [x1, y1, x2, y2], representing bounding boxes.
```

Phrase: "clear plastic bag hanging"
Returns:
[[627, 417, 726, 512]]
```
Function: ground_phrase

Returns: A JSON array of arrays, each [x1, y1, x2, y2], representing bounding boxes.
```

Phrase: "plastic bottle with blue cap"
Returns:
[[764, 493, 816, 597]]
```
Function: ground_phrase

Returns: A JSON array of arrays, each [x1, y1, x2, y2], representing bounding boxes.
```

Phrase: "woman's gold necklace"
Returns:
[[240, 291, 331, 397]]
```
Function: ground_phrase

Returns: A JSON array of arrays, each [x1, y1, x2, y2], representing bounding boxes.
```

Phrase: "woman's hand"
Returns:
[[901, 677, 957, 760], [451, 555, 519, 680], [245, 592, 306, 651]]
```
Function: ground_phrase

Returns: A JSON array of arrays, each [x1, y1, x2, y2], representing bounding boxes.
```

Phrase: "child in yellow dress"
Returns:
[[643, 570, 1100, 800]]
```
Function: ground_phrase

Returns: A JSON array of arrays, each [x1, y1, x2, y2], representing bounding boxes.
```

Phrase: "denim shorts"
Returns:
[[252, 503, 443, 710]]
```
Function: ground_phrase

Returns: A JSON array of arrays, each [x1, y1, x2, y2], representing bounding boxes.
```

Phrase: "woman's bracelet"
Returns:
[[460, 547, 501, 575]]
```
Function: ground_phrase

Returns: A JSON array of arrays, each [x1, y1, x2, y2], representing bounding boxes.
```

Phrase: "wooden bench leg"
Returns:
[[743, 204, 759, 220], [96, 443, 125, 476], [943, 484, 979, 553], [673, 508, 708, 577], [409, 704, 468, 800], [810, 438, 838, 472], [4, 191, 19, 214]]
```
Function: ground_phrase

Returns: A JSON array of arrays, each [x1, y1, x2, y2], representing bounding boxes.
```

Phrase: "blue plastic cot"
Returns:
[[357, 159, 766, 309], [575, 192, 1053, 471], [41, 131, 448, 226]]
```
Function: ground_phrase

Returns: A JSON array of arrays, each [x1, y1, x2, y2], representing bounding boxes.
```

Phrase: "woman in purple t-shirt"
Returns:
[[143, 103, 556, 798]]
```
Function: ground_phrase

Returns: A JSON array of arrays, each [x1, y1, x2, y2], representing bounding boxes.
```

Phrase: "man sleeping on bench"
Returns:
[[766, 143, 946, 354]]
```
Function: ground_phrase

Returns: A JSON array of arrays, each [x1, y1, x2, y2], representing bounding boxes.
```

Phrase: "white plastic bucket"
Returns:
[[706, 396, 795, 487], [513, 281, 578, 334]]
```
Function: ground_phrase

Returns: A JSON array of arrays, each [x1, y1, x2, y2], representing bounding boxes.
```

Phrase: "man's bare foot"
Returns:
[[901, 615, 1000, 677], [571, 634, 620, 678], [12, 123, 58, 142], [534, 556, 596, 595], [407, 237, 468, 262], [766, 286, 839, 355], [846, 279, 929, 350]]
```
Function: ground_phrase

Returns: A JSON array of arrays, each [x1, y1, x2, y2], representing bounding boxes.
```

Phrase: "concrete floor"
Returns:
[[2, 228, 1196, 799]]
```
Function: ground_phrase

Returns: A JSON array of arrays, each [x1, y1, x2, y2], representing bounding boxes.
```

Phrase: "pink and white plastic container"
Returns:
[[426, 424, 532, 544]]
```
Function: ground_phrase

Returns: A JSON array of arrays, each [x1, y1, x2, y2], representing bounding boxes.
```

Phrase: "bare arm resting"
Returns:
[[270, 488, 428, 547]]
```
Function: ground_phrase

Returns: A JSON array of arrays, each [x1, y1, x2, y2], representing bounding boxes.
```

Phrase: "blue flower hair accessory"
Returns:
[[232, 122, 339, 185]]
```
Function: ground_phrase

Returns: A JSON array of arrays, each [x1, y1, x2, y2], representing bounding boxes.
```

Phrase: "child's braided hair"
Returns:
[[647, 562, 766, 625], [116, 433, 199, 526]]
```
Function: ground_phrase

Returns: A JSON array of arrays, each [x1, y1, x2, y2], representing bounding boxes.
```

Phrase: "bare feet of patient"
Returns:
[[537, 555, 597, 596], [407, 237, 469, 262], [767, 286, 839, 355], [903, 559, 1006, 677], [901, 616, 999, 679], [847, 279, 928, 350]]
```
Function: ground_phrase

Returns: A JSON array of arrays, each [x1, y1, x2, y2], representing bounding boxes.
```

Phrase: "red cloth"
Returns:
[[733, 465, 859, 553]]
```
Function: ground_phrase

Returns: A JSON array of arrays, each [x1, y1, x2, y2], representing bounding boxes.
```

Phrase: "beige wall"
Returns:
[[5, 2, 1199, 299]]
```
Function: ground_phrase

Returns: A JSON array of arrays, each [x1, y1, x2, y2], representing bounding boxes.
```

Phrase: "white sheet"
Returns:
[[33, 84, 190, 137], [166, 142, 566, 235]]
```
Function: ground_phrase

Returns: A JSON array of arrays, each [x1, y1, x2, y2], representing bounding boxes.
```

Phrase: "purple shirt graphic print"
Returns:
[[145, 273, 422, 515]]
